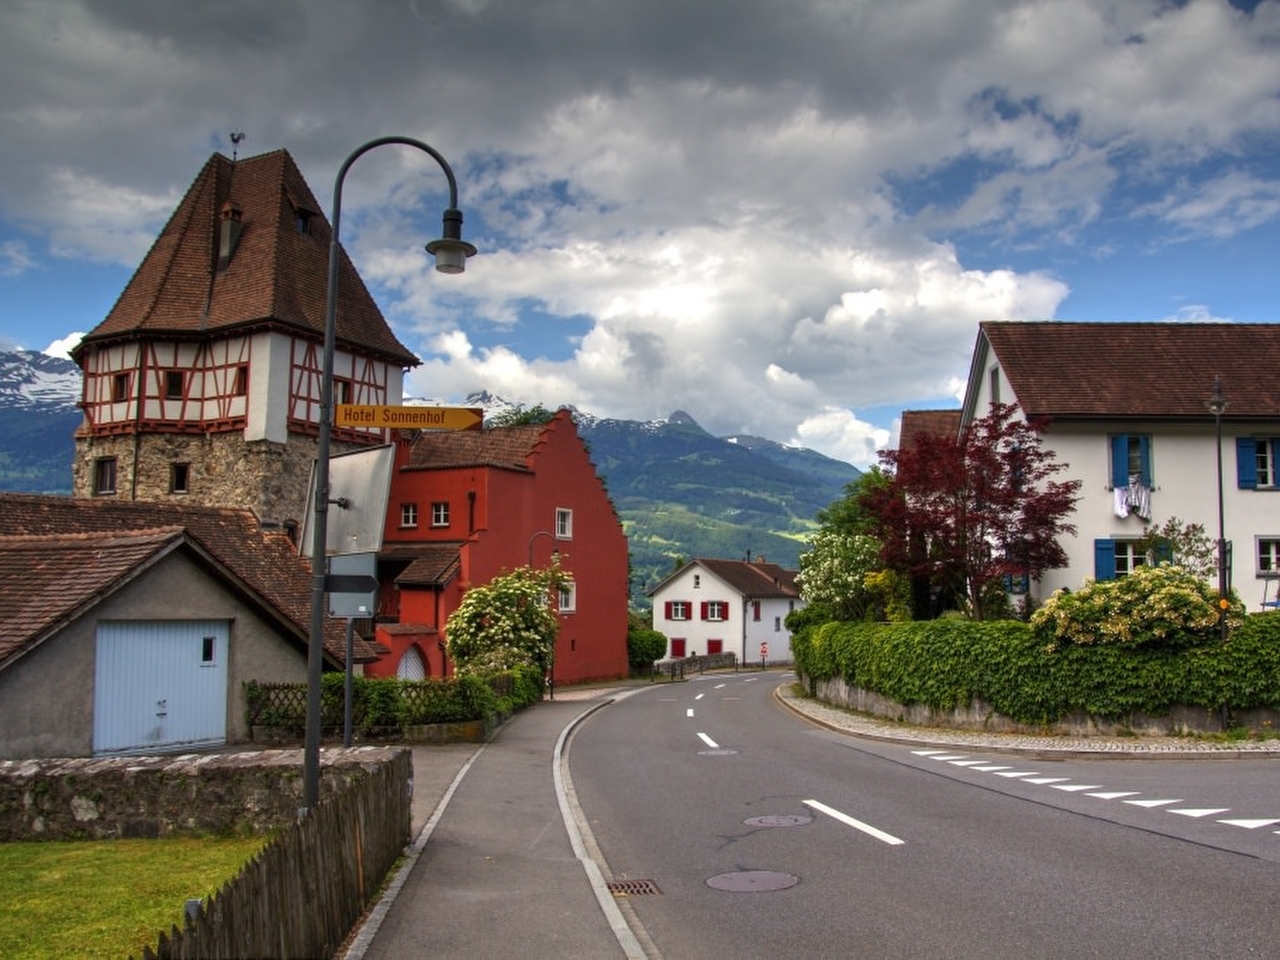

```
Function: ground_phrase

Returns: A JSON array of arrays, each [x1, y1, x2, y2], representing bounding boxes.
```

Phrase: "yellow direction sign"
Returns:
[[336, 404, 483, 430]]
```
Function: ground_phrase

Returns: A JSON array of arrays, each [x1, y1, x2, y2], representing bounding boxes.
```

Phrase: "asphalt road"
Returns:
[[569, 673, 1280, 959]]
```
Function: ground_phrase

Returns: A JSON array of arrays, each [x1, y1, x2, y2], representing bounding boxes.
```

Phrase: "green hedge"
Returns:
[[792, 613, 1280, 725], [244, 667, 544, 732]]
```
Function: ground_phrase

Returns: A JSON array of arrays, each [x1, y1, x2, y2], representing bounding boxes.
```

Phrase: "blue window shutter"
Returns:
[[1237, 438, 1258, 489], [1110, 435, 1128, 487], [1138, 435, 1152, 486], [1094, 539, 1117, 581]]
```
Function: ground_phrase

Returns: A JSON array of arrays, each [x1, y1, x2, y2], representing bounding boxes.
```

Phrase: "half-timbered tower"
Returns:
[[71, 149, 418, 531]]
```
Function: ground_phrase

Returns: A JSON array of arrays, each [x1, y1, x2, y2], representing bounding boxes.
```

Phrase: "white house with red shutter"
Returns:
[[649, 558, 803, 664]]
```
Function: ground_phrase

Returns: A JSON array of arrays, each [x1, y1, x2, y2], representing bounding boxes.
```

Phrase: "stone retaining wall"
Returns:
[[0, 746, 409, 841], [810, 676, 1280, 737]]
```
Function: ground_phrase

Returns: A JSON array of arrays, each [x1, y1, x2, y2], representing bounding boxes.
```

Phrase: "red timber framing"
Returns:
[[289, 337, 394, 442], [78, 338, 253, 436]]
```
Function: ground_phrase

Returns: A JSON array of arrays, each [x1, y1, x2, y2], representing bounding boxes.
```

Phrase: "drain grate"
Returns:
[[608, 878, 663, 898]]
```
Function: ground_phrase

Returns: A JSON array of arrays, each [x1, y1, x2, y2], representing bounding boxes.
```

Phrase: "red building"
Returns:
[[368, 409, 630, 685]]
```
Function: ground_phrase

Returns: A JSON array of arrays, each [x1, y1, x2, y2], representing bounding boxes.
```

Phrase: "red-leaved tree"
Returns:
[[860, 403, 1081, 619]]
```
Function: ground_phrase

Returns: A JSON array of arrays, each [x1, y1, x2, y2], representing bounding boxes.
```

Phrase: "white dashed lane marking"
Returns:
[[910, 749, 1280, 842]]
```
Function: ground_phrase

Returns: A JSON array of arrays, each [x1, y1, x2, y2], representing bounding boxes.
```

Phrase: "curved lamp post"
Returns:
[[305, 136, 476, 811]]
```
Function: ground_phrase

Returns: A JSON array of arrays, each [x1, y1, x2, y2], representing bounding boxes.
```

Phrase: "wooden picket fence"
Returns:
[[135, 751, 410, 959]]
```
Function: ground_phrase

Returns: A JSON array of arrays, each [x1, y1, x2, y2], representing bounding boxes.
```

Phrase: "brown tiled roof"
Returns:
[[688, 558, 799, 599], [393, 547, 462, 587], [0, 493, 373, 668], [979, 321, 1280, 419], [74, 149, 417, 367], [403, 423, 545, 472], [0, 527, 185, 668], [899, 409, 961, 448]]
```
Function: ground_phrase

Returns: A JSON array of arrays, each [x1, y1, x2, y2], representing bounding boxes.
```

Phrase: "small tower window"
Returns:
[[170, 463, 190, 494], [431, 502, 450, 527], [165, 370, 185, 400], [400, 502, 419, 528], [112, 373, 130, 402], [334, 378, 353, 405], [94, 457, 117, 495], [233, 365, 248, 396]]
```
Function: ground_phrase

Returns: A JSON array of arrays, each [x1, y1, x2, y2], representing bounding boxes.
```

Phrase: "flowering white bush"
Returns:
[[446, 565, 566, 673], [1031, 563, 1245, 649]]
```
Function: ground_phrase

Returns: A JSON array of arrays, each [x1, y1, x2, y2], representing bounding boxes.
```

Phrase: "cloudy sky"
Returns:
[[1, 0, 1278, 466]]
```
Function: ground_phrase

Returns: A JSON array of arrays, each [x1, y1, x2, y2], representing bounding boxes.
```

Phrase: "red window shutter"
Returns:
[[671, 638, 686, 657], [708, 639, 723, 654], [753, 601, 761, 621], [664, 601, 672, 619], [700, 601, 709, 620]]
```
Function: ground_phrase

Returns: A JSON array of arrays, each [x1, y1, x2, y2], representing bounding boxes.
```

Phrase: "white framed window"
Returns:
[[1115, 541, 1147, 577], [555, 507, 573, 539], [400, 502, 418, 528], [1238, 438, 1279, 489], [431, 501, 449, 527], [558, 581, 576, 613], [667, 600, 691, 621], [704, 600, 728, 621]]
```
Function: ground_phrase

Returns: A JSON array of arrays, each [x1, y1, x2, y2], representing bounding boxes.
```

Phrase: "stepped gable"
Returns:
[[0, 493, 372, 664], [979, 321, 1280, 419], [75, 148, 417, 367]]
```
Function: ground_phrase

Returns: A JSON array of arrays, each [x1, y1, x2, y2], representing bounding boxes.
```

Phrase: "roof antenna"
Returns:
[[229, 130, 246, 161]]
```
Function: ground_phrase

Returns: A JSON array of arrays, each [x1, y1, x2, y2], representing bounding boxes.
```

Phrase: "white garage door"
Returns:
[[93, 620, 229, 755]]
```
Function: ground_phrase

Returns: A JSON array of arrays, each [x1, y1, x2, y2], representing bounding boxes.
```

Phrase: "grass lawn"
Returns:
[[0, 835, 269, 960]]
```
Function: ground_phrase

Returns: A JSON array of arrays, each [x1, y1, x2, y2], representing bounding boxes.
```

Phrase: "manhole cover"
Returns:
[[743, 815, 812, 827], [608, 879, 662, 897], [697, 748, 739, 756], [706, 870, 800, 892]]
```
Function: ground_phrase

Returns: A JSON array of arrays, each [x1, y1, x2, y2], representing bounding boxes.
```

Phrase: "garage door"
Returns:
[[93, 620, 229, 755]]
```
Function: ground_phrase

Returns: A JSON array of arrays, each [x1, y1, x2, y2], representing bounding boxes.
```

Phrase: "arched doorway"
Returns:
[[396, 645, 427, 680]]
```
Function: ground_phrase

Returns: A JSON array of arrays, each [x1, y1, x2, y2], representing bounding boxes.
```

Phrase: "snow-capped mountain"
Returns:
[[0, 351, 861, 601]]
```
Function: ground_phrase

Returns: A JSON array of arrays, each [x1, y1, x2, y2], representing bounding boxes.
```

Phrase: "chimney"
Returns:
[[218, 201, 244, 270]]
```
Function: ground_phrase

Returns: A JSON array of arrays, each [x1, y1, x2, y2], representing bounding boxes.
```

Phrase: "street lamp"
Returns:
[[305, 136, 476, 811], [1206, 375, 1229, 643]]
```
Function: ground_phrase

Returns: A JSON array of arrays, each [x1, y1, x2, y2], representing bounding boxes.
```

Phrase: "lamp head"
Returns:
[[1205, 374, 1228, 417], [426, 207, 478, 274]]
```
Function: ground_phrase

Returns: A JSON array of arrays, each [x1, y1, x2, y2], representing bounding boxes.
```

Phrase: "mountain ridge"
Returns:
[[0, 353, 860, 604]]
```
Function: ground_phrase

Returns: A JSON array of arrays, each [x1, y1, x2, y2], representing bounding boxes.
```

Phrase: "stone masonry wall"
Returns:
[[72, 431, 341, 528], [0, 747, 409, 841]]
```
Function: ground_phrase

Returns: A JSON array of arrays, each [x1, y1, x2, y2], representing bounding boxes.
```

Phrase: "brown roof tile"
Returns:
[[693, 558, 800, 599], [75, 149, 417, 367], [0, 493, 373, 667], [979, 321, 1280, 419], [900, 409, 961, 449], [404, 423, 545, 472]]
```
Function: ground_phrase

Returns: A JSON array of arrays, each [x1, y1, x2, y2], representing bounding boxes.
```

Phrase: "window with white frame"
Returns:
[[400, 502, 418, 528], [703, 600, 728, 621], [431, 501, 449, 527], [1258, 538, 1280, 574], [555, 507, 573, 539], [1238, 438, 1279, 489], [666, 600, 691, 621], [558, 581, 576, 613], [1095, 538, 1149, 580]]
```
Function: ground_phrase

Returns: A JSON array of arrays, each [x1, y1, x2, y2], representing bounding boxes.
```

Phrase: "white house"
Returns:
[[959, 320, 1280, 610], [649, 558, 803, 664]]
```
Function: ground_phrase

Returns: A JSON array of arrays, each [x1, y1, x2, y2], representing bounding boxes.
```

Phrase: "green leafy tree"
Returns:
[[1136, 516, 1216, 582], [446, 564, 569, 674], [626, 613, 668, 672], [487, 403, 557, 428]]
